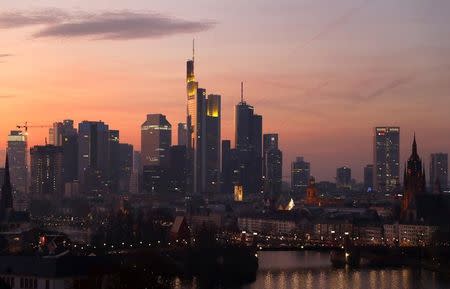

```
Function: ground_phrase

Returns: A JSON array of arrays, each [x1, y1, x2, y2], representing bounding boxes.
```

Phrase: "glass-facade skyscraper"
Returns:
[[374, 127, 400, 192], [141, 114, 172, 169], [7, 130, 28, 194]]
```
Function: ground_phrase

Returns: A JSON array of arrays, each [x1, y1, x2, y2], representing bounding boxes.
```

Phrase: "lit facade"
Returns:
[[7, 131, 28, 194], [141, 114, 172, 168], [374, 127, 400, 192], [205, 94, 221, 193], [291, 157, 310, 193], [30, 145, 64, 197]]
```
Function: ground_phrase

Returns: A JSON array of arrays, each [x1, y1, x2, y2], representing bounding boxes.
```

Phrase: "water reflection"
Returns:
[[178, 251, 450, 289]]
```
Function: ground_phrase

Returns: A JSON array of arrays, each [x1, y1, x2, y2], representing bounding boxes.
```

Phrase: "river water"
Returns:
[[177, 250, 450, 289]]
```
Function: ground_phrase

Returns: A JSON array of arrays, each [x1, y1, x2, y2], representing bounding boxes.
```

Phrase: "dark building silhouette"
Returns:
[[30, 145, 64, 197], [141, 114, 172, 169], [7, 130, 28, 194], [78, 121, 110, 195], [263, 134, 282, 194], [118, 143, 133, 193], [142, 165, 168, 194], [291, 157, 310, 194], [336, 166, 352, 189], [109, 130, 121, 193], [363, 164, 374, 192], [235, 83, 262, 196], [374, 127, 400, 192], [430, 153, 448, 190], [205, 94, 221, 194], [60, 120, 78, 184], [177, 123, 188, 147], [168, 145, 187, 193], [221, 140, 234, 195], [401, 135, 427, 222], [1, 155, 13, 210]]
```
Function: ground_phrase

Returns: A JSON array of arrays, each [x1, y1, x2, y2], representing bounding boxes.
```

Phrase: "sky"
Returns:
[[1, 0, 450, 182]]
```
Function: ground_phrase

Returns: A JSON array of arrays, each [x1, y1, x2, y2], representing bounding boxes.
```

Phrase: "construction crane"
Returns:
[[16, 121, 51, 133]]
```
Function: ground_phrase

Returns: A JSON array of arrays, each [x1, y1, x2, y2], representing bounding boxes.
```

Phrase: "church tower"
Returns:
[[401, 135, 426, 222], [1, 154, 14, 215]]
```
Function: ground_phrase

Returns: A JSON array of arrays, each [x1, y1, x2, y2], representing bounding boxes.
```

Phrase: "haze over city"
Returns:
[[1, 0, 450, 181]]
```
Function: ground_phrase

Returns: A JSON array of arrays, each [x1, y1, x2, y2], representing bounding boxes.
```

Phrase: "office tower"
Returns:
[[263, 134, 282, 194], [130, 151, 141, 194], [363, 164, 374, 192], [109, 130, 121, 193], [141, 114, 172, 169], [336, 166, 352, 189], [235, 83, 263, 196], [430, 153, 448, 190], [374, 127, 400, 192], [205, 94, 221, 193], [49, 122, 63, 146], [221, 140, 233, 194], [168, 145, 187, 193], [402, 135, 426, 221], [78, 121, 110, 194], [177, 123, 188, 147], [118, 143, 134, 193], [60, 120, 78, 183], [30, 145, 64, 196], [1, 155, 13, 210], [7, 130, 28, 194], [291, 157, 310, 194]]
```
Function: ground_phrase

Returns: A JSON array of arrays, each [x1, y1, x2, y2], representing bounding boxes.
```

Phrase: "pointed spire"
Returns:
[[412, 133, 418, 156]]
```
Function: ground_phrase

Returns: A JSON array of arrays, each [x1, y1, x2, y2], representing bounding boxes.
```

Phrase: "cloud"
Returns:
[[0, 95, 16, 99], [0, 54, 12, 57], [0, 9, 215, 40]]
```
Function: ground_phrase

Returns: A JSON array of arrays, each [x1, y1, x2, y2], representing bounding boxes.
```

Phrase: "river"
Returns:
[[176, 250, 450, 289]]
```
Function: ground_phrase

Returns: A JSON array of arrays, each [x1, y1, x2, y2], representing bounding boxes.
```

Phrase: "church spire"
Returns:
[[412, 133, 418, 157]]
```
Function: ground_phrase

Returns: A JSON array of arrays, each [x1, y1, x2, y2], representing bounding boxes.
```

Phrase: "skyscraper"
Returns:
[[1, 154, 13, 211], [291, 157, 310, 194], [363, 164, 374, 192], [336, 166, 352, 189], [30, 145, 64, 197], [221, 140, 233, 195], [60, 120, 78, 184], [235, 83, 263, 196], [78, 121, 110, 194], [141, 114, 172, 169], [263, 134, 282, 194], [177, 123, 188, 147], [109, 130, 121, 193], [7, 130, 28, 194], [205, 94, 221, 193], [168, 145, 187, 193], [374, 127, 400, 192], [118, 143, 134, 193], [430, 153, 448, 190]]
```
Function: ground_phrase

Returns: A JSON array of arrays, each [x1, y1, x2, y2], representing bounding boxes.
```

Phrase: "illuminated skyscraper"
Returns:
[[141, 114, 172, 169], [235, 83, 263, 196], [374, 127, 400, 192], [205, 94, 221, 193], [430, 153, 448, 190], [291, 157, 310, 194], [7, 130, 28, 194], [30, 145, 64, 196]]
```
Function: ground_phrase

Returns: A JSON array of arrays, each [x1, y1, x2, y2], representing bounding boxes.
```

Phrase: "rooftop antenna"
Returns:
[[192, 38, 195, 62], [241, 81, 244, 103]]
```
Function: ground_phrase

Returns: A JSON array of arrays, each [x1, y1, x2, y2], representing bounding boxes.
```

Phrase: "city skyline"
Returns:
[[1, 0, 450, 181]]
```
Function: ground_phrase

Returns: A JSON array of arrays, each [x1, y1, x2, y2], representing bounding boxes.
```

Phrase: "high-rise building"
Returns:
[[263, 134, 282, 194], [336, 166, 352, 189], [177, 123, 188, 147], [221, 140, 233, 195], [205, 94, 221, 193], [402, 135, 426, 221], [363, 164, 374, 192], [168, 145, 187, 193], [1, 154, 13, 211], [7, 130, 28, 194], [30, 145, 64, 197], [78, 121, 110, 194], [141, 114, 172, 169], [430, 153, 448, 190], [118, 143, 134, 193], [235, 83, 262, 196], [109, 130, 121, 193], [60, 120, 78, 184], [374, 127, 400, 192], [291, 157, 310, 194]]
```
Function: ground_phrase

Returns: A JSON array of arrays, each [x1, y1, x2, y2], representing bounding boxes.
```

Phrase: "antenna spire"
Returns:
[[192, 38, 195, 62], [241, 82, 244, 103]]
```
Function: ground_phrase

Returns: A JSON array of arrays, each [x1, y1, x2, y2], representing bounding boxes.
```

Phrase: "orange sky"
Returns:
[[1, 0, 450, 181]]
